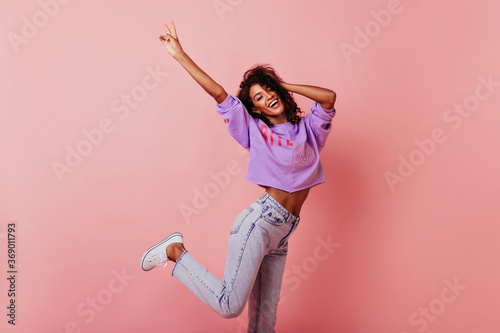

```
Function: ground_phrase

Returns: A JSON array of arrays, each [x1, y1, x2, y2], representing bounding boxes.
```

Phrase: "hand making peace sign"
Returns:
[[159, 20, 183, 57]]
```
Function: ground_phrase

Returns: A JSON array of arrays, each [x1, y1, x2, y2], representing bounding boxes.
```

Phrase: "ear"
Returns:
[[252, 107, 261, 114]]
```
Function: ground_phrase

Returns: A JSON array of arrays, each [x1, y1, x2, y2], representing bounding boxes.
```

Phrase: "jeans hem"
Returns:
[[171, 249, 188, 276]]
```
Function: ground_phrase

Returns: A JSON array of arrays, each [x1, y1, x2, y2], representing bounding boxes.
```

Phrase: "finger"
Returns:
[[159, 35, 170, 44], [163, 23, 171, 36], [170, 20, 178, 39]]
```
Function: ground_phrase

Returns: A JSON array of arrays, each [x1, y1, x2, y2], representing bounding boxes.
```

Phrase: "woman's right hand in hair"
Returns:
[[263, 68, 289, 91], [159, 21, 183, 58], [264, 69, 282, 84]]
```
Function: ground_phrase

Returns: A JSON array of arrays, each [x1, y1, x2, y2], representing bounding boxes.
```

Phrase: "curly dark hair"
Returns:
[[237, 64, 302, 127]]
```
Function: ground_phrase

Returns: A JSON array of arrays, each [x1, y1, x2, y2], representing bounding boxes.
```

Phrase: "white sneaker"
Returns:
[[140, 232, 183, 271]]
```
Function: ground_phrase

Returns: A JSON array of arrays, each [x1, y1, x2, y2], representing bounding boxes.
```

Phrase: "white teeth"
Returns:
[[269, 100, 278, 107]]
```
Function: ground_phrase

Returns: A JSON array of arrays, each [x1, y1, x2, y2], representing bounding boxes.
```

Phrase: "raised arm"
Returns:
[[282, 82, 336, 110], [159, 21, 228, 104], [261, 69, 336, 109]]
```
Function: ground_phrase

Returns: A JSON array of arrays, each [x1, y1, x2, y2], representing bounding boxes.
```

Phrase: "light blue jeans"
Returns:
[[172, 192, 300, 333]]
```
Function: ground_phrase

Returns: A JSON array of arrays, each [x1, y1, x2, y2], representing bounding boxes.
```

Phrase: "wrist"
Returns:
[[282, 82, 297, 93], [172, 49, 187, 61]]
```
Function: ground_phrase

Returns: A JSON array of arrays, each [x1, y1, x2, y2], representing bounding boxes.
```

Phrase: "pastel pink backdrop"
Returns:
[[1, 0, 499, 332]]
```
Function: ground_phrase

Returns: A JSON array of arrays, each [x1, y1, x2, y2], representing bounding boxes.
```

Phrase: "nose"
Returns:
[[263, 90, 274, 100]]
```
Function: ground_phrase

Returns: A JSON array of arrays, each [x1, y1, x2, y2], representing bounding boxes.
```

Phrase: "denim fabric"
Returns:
[[172, 192, 300, 333]]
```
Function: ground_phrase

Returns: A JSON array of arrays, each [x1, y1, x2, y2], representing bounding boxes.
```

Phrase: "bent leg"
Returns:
[[172, 202, 269, 318]]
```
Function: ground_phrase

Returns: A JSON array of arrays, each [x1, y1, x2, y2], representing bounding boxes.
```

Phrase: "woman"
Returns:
[[140, 21, 336, 332]]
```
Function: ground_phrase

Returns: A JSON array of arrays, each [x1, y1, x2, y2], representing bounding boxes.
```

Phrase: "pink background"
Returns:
[[1, 0, 499, 332]]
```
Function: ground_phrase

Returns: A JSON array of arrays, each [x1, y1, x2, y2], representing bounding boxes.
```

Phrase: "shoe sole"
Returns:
[[140, 232, 183, 271]]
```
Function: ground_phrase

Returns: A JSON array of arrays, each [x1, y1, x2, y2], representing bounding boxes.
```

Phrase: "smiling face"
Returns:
[[249, 84, 286, 125]]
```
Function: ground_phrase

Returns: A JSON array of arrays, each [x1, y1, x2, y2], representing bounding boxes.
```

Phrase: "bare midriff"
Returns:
[[264, 187, 310, 217]]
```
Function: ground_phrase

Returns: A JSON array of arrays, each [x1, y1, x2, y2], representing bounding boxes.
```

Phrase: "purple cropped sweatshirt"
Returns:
[[216, 94, 335, 193]]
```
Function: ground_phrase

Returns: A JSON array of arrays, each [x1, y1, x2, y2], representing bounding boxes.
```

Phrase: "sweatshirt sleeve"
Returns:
[[307, 102, 336, 150], [216, 94, 251, 150]]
